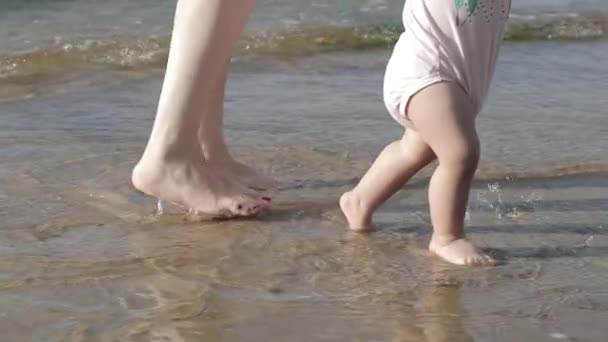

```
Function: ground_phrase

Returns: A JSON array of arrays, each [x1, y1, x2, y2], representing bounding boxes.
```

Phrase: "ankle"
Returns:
[[345, 189, 362, 204], [142, 141, 200, 165], [200, 144, 231, 162], [345, 189, 375, 214], [430, 233, 465, 246]]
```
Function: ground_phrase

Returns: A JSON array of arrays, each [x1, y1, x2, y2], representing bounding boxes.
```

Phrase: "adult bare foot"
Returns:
[[208, 157, 277, 192], [132, 156, 271, 218], [339, 191, 375, 232], [429, 235, 495, 266]]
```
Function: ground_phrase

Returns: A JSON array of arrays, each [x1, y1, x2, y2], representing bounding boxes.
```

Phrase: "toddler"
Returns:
[[340, 0, 511, 266]]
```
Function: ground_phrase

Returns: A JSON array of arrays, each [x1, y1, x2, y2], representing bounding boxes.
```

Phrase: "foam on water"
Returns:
[[1, 3, 607, 100], [1, 12, 607, 90]]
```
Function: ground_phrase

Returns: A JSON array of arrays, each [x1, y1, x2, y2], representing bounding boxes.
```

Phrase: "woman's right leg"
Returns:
[[197, 59, 278, 192], [407, 82, 495, 266], [132, 0, 269, 217]]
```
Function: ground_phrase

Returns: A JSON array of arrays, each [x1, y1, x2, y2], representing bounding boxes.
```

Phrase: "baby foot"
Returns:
[[429, 236, 495, 266], [132, 157, 271, 218], [339, 191, 374, 232]]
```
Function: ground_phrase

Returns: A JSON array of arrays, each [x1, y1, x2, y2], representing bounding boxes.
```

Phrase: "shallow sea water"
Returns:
[[0, 0, 607, 341]]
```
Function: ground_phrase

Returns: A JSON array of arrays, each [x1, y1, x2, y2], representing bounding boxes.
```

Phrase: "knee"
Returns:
[[439, 137, 480, 172], [397, 138, 436, 165]]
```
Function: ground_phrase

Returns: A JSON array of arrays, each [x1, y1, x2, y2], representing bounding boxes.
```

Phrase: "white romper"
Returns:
[[383, 0, 511, 127]]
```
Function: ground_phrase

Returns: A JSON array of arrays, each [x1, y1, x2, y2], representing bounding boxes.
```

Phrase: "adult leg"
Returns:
[[132, 0, 270, 217], [197, 59, 277, 192]]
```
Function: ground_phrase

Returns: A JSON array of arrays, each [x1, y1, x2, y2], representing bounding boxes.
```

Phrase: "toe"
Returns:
[[232, 199, 263, 217], [473, 256, 486, 266], [465, 254, 496, 267], [246, 205, 260, 216], [463, 256, 475, 266], [483, 255, 497, 266], [464, 255, 483, 266], [234, 203, 249, 217], [246, 193, 273, 210]]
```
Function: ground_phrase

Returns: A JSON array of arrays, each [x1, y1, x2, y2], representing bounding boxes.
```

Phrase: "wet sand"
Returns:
[[1, 134, 607, 341], [1, 43, 608, 340]]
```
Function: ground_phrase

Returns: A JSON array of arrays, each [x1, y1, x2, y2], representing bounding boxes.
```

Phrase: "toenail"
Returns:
[[262, 196, 271, 202], [237, 204, 243, 210]]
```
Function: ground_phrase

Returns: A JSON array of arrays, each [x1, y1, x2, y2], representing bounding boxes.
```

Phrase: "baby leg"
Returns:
[[340, 129, 435, 232], [408, 82, 494, 266]]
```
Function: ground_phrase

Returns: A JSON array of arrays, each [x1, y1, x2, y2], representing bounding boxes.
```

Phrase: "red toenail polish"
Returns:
[[237, 204, 243, 210], [262, 197, 271, 202]]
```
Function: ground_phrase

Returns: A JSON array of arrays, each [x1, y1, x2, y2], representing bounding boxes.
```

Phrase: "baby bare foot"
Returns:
[[429, 235, 496, 266], [339, 191, 374, 232], [209, 159, 277, 192], [132, 157, 271, 218]]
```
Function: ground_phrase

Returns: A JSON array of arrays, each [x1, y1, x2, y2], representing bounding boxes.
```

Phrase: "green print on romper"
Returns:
[[455, 0, 510, 26], [456, 0, 478, 15], [455, 0, 478, 25]]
